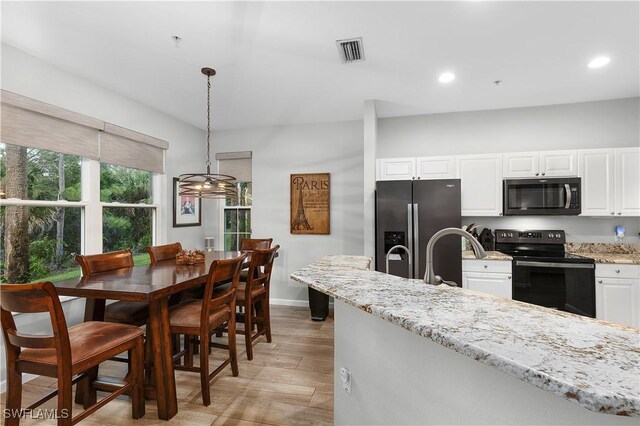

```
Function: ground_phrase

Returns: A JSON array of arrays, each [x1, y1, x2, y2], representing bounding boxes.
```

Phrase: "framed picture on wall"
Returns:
[[173, 177, 202, 227]]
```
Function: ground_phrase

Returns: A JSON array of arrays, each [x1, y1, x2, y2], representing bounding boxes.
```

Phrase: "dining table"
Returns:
[[53, 250, 246, 421]]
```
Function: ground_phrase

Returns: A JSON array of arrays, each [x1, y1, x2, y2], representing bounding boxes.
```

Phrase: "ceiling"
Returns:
[[2, 1, 639, 130]]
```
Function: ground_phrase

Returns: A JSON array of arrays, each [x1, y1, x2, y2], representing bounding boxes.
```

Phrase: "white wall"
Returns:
[[1, 43, 209, 249], [377, 98, 640, 242], [209, 121, 365, 304], [377, 97, 639, 157]]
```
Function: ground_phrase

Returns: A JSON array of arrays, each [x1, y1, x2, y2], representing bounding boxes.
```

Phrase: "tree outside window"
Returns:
[[224, 182, 251, 251]]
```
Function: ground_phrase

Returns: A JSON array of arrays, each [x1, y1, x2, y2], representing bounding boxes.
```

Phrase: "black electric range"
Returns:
[[495, 229, 596, 317]]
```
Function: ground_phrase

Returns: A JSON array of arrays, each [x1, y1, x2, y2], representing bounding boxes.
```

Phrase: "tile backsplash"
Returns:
[[463, 216, 640, 244]]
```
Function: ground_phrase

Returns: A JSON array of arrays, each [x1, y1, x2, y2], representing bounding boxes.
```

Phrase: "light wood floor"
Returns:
[[0, 306, 335, 425]]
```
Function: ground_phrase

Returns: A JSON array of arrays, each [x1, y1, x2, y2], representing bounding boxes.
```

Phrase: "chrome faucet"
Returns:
[[424, 227, 487, 285], [385, 245, 412, 277]]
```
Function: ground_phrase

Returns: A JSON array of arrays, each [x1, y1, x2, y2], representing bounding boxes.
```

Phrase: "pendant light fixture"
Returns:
[[178, 67, 237, 199]]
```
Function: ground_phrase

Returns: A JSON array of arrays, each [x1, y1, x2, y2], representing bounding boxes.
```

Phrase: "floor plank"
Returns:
[[0, 306, 334, 425]]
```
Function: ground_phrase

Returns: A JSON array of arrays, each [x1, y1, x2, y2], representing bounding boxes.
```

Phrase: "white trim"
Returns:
[[100, 202, 158, 209], [269, 298, 311, 308], [0, 199, 87, 207]]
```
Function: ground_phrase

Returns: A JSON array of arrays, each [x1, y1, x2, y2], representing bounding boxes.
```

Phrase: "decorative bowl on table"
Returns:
[[176, 249, 206, 265]]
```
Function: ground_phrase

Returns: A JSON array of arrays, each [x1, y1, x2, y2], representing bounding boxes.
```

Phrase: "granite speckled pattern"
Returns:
[[462, 250, 512, 260], [566, 243, 640, 264], [291, 255, 640, 417]]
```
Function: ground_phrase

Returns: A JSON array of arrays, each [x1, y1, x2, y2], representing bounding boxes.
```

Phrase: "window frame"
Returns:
[[219, 182, 252, 251], [1, 151, 163, 292]]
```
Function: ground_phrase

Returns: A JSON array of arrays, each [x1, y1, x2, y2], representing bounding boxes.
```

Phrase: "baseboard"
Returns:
[[269, 298, 309, 307], [270, 298, 334, 308]]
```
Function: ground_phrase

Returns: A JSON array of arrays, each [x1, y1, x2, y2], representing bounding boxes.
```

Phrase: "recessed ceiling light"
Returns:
[[438, 72, 456, 83], [588, 56, 610, 69]]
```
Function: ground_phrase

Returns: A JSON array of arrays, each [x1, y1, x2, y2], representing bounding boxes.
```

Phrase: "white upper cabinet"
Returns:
[[376, 157, 416, 181], [579, 147, 639, 217], [456, 154, 503, 216], [503, 150, 577, 178], [502, 152, 539, 178], [539, 150, 578, 177], [416, 156, 456, 180], [579, 149, 614, 216], [614, 147, 640, 216]]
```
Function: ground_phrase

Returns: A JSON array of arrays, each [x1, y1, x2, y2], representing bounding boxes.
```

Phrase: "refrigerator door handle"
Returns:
[[413, 203, 419, 279], [406, 204, 413, 278]]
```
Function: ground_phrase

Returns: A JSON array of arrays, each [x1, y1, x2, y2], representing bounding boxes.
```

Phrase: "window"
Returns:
[[100, 163, 154, 265], [1, 143, 83, 282], [1, 91, 167, 284], [223, 182, 252, 251]]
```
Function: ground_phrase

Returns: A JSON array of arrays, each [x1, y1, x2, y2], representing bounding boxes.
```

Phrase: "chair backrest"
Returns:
[[76, 249, 133, 276], [240, 238, 273, 251], [201, 254, 248, 326], [146, 242, 183, 263], [245, 245, 280, 296], [0, 282, 71, 364]]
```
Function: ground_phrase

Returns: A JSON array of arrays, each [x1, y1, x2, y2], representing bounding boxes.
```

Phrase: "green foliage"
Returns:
[[1, 144, 152, 283]]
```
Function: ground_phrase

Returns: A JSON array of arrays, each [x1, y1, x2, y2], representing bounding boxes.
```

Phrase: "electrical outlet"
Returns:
[[340, 367, 351, 393]]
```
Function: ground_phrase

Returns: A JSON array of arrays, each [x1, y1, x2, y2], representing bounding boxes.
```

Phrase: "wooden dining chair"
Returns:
[[236, 245, 279, 361], [240, 238, 273, 251], [0, 282, 145, 426], [76, 250, 149, 327], [146, 242, 183, 263], [168, 254, 247, 407]]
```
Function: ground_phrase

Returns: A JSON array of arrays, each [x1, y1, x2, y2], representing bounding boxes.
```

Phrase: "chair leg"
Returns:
[[244, 302, 254, 361], [185, 334, 193, 367], [199, 333, 211, 406], [130, 338, 145, 419], [5, 365, 22, 426], [81, 366, 98, 409], [57, 373, 73, 426], [227, 318, 239, 376], [263, 298, 272, 343], [144, 331, 153, 384]]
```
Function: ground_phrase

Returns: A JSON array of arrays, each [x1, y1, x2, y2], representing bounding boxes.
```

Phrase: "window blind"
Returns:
[[1, 90, 168, 173], [100, 124, 168, 173], [216, 151, 252, 182], [1, 97, 101, 159]]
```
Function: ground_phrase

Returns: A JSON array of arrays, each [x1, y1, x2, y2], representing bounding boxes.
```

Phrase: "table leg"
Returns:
[[75, 298, 106, 405], [148, 298, 178, 420]]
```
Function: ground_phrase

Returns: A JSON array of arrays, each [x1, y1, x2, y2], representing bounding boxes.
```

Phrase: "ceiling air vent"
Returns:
[[336, 37, 364, 64]]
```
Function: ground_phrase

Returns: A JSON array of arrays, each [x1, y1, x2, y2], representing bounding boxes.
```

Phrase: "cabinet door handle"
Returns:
[[535, 173, 539, 176], [615, 269, 620, 274], [610, 212, 614, 215], [541, 172, 546, 176], [507, 275, 512, 279], [483, 265, 488, 268], [617, 212, 622, 215], [598, 280, 603, 284]]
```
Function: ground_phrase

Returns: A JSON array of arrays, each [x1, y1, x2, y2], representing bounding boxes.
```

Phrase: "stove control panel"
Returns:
[[495, 229, 566, 244]]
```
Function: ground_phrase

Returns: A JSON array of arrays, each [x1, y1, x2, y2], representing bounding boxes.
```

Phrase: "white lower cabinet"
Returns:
[[595, 264, 640, 328], [462, 260, 512, 299]]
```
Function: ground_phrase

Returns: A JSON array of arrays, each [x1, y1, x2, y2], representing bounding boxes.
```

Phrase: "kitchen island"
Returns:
[[291, 255, 639, 425]]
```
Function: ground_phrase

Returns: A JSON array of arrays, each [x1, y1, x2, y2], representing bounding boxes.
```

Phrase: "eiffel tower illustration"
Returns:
[[292, 183, 313, 231]]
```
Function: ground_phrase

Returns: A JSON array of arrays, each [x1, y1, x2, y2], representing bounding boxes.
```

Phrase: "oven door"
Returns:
[[503, 178, 581, 215], [512, 259, 595, 317]]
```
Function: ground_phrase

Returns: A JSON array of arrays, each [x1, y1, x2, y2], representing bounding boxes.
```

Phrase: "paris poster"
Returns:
[[290, 173, 330, 234]]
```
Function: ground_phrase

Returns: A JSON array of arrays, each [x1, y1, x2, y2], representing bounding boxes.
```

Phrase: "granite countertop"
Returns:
[[566, 242, 640, 265], [291, 255, 640, 417], [462, 250, 512, 260]]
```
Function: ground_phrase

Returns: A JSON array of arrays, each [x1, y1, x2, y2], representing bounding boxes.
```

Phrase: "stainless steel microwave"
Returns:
[[503, 177, 581, 216]]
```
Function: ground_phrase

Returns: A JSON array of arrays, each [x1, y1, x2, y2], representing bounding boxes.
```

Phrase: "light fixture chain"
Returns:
[[206, 75, 212, 170]]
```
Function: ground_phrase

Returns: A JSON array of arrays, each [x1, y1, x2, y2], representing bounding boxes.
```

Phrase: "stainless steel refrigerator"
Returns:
[[375, 179, 462, 285]]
